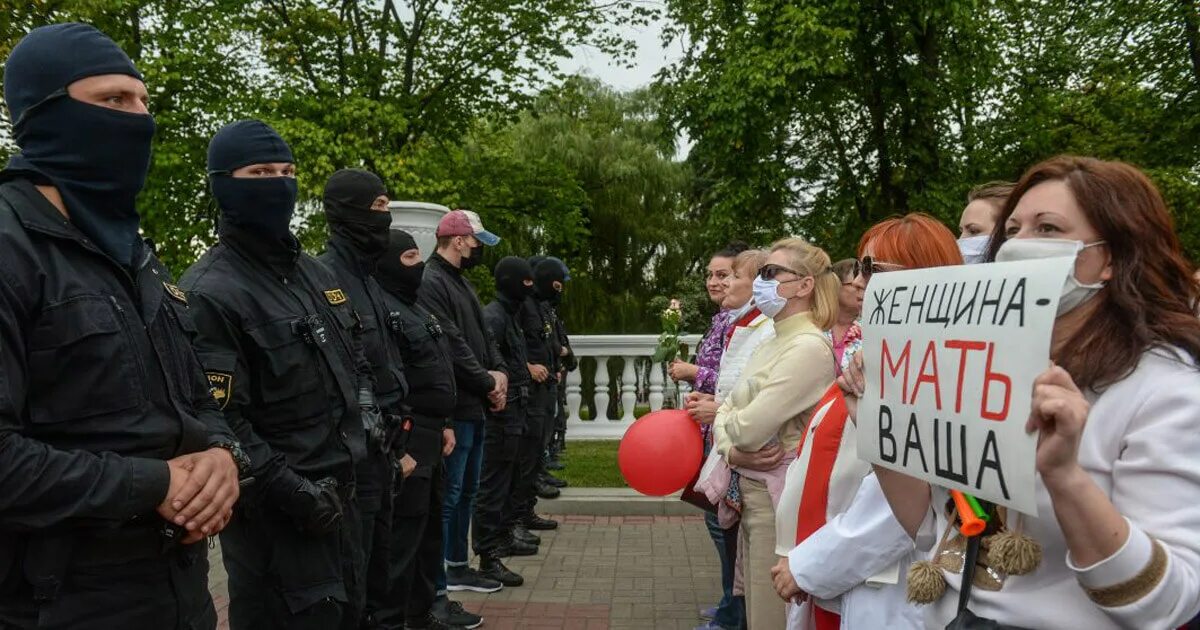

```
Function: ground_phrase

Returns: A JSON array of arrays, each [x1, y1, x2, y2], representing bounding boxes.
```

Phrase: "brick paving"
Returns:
[[208, 514, 722, 630]]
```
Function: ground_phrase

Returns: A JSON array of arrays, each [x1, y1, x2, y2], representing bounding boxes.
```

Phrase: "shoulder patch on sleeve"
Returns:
[[163, 282, 188, 304], [206, 372, 233, 410], [324, 289, 348, 305]]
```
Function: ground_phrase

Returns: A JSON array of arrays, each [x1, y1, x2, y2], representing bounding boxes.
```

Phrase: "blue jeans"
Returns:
[[436, 417, 485, 593], [703, 439, 743, 630]]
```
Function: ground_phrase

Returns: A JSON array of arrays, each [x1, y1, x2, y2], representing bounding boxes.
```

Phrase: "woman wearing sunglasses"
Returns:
[[711, 237, 840, 629], [856, 158, 1200, 629], [770, 214, 961, 630]]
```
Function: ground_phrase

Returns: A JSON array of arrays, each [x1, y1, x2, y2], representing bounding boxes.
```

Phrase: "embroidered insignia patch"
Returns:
[[163, 282, 188, 304], [206, 372, 233, 410], [324, 289, 348, 305]]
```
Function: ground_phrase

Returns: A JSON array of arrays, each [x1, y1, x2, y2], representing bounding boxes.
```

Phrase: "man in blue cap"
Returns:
[[0, 22, 246, 629], [180, 120, 375, 630]]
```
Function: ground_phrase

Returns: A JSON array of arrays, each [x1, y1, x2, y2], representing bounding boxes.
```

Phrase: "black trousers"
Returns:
[[374, 464, 443, 629], [221, 491, 362, 630], [553, 379, 568, 449], [0, 531, 215, 630], [541, 383, 559, 452], [472, 400, 526, 558], [357, 452, 395, 629], [513, 384, 552, 520]]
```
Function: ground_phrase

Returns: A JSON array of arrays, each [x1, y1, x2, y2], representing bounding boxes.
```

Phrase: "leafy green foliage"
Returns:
[[661, 0, 1200, 260]]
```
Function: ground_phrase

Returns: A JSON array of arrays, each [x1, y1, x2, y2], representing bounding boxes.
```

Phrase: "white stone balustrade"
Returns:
[[564, 334, 702, 440]]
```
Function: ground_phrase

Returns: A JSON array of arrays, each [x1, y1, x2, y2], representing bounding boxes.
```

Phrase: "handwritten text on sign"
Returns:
[[855, 258, 1074, 515]]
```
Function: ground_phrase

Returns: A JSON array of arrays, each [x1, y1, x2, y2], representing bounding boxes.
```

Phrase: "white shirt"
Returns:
[[776, 397, 923, 630], [915, 347, 1200, 629]]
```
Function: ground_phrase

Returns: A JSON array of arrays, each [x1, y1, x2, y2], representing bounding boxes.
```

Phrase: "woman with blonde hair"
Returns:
[[771, 214, 962, 630], [712, 237, 839, 628]]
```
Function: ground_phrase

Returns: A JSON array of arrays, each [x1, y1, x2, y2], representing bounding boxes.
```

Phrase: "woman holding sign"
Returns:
[[712, 237, 839, 629], [851, 157, 1200, 629], [771, 214, 961, 630]]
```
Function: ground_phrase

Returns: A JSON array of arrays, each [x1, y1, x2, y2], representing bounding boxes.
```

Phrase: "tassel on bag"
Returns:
[[907, 559, 948, 603], [986, 513, 1042, 576]]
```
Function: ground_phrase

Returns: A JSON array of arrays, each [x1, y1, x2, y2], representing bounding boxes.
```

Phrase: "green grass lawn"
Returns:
[[555, 440, 627, 488]]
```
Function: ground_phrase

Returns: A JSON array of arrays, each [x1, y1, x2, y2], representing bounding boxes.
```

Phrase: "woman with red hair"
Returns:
[[771, 213, 961, 630], [846, 157, 1200, 628]]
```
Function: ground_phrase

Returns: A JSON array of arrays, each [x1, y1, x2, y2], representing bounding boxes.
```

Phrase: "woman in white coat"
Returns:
[[846, 157, 1200, 629]]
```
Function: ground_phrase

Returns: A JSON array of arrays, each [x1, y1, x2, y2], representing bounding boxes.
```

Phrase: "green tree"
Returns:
[[1, 0, 656, 272], [397, 77, 696, 333], [1, 0, 257, 273], [662, 0, 1200, 259]]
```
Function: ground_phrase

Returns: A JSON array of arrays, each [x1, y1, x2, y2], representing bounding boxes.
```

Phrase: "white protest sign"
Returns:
[[855, 257, 1075, 515]]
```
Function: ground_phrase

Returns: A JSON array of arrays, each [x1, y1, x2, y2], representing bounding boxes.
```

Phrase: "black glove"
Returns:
[[378, 413, 414, 472], [359, 387, 387, 450], [286, 477, 343, 535]]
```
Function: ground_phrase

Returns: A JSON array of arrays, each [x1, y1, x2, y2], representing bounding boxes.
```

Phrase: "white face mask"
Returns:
[[995, 238, 1107, 315], [957, 234, 991, 264], [752, 276, 789, 318]]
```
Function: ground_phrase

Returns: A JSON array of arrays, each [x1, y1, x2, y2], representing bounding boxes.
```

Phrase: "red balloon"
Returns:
[[618, 409, 704, 496]]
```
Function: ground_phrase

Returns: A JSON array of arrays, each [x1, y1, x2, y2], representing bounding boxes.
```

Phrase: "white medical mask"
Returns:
[[957, 234, 991, 264], [752, 276, 789, 318], [995, 238, 1107, 315]]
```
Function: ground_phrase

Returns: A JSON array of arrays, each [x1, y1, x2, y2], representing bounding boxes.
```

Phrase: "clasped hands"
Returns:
[[684, 392, 719, 425], [156, 448, 240, 545], [487, 370, 509, 412]]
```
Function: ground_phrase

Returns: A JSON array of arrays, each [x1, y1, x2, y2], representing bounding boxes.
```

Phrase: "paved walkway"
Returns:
[[208, 514, 722, 630]]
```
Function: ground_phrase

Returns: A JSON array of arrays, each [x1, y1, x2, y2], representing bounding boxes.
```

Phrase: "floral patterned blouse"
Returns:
[[826, 320, 862, 376], [694, 309, 732, 395]]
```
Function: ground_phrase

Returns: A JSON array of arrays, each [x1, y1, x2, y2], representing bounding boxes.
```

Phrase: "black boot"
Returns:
[[406, 611, 468, 630], [480, 556, 524, 587], [512, 524, 541, 546], [541, 472, 568, 488], [536, 481, 561, 499], [497, 537, 539, 557], [523, 514, 560, 530]]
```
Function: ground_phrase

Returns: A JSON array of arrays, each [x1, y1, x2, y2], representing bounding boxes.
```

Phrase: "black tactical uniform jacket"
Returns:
[[180, 226, 371, 510], [318, 240, 408, 412], [378, 288, 456, 478], [522, 297, 559, 378], [0, 178, 235, 530], [418, 253, 505, 421], [482, 296, 532, 433]]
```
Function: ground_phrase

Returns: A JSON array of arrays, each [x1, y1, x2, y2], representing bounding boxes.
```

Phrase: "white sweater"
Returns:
[[916, 347, 1200, 629]]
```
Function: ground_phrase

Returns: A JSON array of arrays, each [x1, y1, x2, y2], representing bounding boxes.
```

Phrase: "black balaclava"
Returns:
[[207, 119, 297, 242], [494, 256, 534, 305], [3, 23, 155, 267], [376, 230, 424, 302], [534, 256, 569, 304], [324, 168, 391, 268]]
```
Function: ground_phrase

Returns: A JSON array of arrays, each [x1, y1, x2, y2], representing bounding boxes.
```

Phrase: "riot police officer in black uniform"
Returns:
[[535, 257, 575, 469], [511, 257, 562, 534], [476, 257, 538, 587], [0, 23, 244, 630], [180, 120, 373, 630], [374, 231, 467, 630], [318, 169, 414, 628]]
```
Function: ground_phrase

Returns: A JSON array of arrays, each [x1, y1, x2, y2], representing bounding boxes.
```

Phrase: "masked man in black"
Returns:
[[318, 169, 414, 628], [0, 23, 243, 630], [535, 257, 575, 469], [374, 231, 471, 630], [180, 120, 373, 630], [476, 257, 539, 587]]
